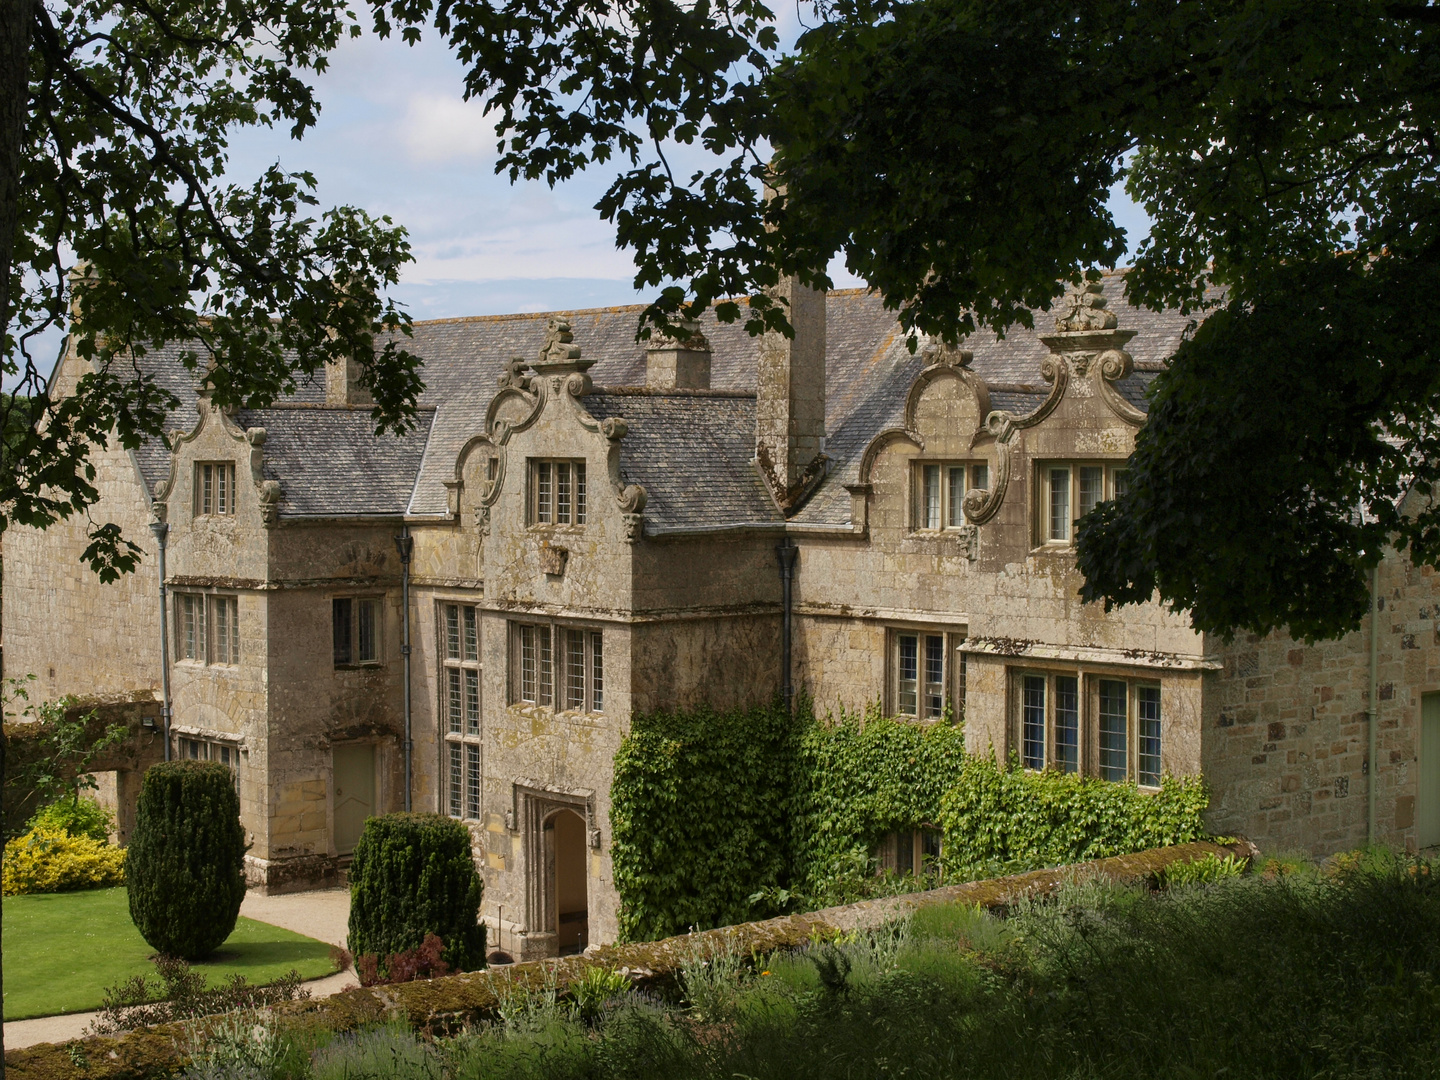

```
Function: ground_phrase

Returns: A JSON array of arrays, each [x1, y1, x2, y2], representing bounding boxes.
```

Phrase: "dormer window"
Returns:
[[912, 462, 989, 531], [530, 459, 587, 526], [195, 462, 236, 516]]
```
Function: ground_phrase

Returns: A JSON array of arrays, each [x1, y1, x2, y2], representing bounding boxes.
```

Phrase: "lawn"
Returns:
[[3, 887, 336, 1020]]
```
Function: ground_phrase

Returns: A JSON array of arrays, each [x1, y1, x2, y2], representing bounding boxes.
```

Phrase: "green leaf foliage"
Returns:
[[347, 812, 485, 974], [9, 0, 424, 577], [610, 700, 796, 942], [391, 0, 1438, 640], [790, 705, 966, 899], [28, 795, 114, 843], [612, 699, 1204, 940], [126, 761, 247, 960], [939, 752, 1209, 873]]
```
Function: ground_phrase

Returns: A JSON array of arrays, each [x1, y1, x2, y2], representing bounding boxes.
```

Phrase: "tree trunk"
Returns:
[[0, 13, 26, 1070], [0, 0, 34, 1053], [0, 0, 33, 354]]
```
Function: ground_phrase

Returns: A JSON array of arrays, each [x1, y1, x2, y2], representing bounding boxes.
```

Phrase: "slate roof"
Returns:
[[235, 406, 434, 517], [584, 391, 778, 531], [121, 274, 1198, 529]]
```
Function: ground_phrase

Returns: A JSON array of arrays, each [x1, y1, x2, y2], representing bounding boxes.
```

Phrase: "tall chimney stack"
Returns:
[[756, 277, 826, 505]]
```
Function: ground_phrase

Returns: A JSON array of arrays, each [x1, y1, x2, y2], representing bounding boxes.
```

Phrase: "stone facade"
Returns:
[[5, 276, 1436, 959]]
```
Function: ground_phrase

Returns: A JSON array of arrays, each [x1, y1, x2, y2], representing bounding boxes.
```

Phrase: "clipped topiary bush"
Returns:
[[126, 760, 247, 959], [348, 812, 484, 975]]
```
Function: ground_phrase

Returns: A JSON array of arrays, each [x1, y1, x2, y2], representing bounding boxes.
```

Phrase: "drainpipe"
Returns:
[[394, 526, 414, 811], [1368, 563, 1380, 847], [776, 539, 798, 713], [149, 521, 173, 761]]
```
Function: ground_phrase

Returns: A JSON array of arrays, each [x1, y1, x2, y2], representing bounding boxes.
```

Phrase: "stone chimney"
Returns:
[[326, 355, 373, 407], [645, 320, 712, 390], [756, 277, 826, 504]]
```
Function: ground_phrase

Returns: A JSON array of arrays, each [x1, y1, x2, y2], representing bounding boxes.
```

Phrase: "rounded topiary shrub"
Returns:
[[348, 813, 484, 974], [127, 760, 247, 959]]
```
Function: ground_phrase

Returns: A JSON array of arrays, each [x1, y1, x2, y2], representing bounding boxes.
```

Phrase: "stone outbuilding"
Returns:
[[5, 275, 1436, 956]]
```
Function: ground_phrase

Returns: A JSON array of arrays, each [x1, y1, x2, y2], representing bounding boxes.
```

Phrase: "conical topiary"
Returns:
[[348, 812, 484, 973], [126, 760, 247, 959]]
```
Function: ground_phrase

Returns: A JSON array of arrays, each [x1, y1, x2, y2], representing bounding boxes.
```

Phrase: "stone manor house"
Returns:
[[6, 275, 1440, 957]]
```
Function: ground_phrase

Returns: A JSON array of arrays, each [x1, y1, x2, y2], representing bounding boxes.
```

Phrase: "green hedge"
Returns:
[[611, 700, 1210, 941], [347, 813, 485, 974]]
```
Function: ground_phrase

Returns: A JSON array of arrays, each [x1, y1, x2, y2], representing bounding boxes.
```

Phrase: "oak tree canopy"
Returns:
[[4, 0, 1438, 643]]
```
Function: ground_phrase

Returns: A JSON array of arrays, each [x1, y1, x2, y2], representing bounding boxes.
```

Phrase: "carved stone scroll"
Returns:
[[962, 355, 1069, 525]]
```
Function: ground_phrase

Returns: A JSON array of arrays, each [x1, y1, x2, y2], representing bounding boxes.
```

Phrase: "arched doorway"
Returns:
[[547, 809, 588, 953]]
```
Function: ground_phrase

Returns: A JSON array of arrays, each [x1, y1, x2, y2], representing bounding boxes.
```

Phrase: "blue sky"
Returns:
[[18, 25, 1153, 387]]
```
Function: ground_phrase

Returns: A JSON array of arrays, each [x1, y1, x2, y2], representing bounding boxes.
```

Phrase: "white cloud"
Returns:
[[400, 93, 501, 164]]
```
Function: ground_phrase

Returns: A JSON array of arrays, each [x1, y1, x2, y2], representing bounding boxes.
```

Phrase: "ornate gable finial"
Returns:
[[921, 341, 973, 368], [541, 318, 581, 364], [1054, 280, 1117, 332], [531, 317, 594, 376]]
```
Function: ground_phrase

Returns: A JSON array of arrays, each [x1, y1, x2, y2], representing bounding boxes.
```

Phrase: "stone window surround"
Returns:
[[439, 601, 482, 821], [332, 595, 383, 669], [173, 724, 245, 785], [1008, 665, 1162, 786], [193, 460, 237, 517], [527, 457, 588, 529], [507, 619, 604, 715], [173, 590, 241, 667], [876, 826, 942, 877], [1032, 459, 1130, 548], [886, 627, 965, 722], [908, 460, 990, 533]]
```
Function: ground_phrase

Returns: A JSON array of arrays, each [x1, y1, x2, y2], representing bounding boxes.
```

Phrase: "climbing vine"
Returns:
[[939, 752, 1209, 874], [610, 700, 1210, 941], [790, 704, 966, 901], [610, 701, 796, 942]]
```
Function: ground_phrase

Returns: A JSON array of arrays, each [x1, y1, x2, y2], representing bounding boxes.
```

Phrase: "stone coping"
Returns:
[[4, 838, 1251, 1080]]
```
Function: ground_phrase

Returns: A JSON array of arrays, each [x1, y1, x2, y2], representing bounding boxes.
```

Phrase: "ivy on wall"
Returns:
[[939, 753, 1209, 871], [610, 699, 1210, 942], [610, 702, 795, 943], [790, 704, 966, 900]]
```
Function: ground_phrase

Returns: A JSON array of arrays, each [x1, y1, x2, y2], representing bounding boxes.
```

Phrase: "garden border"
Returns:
[[4, 838, 1253, 1080]]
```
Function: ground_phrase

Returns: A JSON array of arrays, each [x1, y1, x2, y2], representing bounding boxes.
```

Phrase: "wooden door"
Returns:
[[333, 743, 376, 855]]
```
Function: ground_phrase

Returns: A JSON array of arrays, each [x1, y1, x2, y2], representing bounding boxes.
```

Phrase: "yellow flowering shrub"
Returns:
[[2, 826, 126, 895]]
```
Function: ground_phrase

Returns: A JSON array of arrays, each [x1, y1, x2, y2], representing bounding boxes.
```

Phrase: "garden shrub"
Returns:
[[347, 812, 485, 975], [91, 954, 309, 1034], [29, 795, 115, 842], [355, 932, 451, 987], [938, 752, 1209, 873], [127, 760, 247, 959], [2, 826, 125, 894], [610, 699, 797, 941]]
